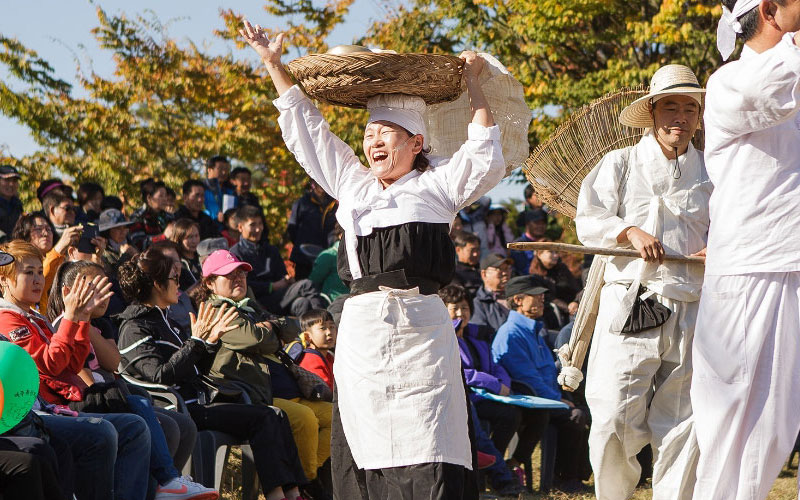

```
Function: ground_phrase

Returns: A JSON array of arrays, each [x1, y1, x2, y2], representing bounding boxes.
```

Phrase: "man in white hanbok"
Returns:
[[575, 65, 711, 500], [692, 1, 800, 499]]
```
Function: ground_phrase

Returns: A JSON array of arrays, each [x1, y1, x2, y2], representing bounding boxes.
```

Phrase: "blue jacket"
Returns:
[[492, 310, 561, 401], [471, 286, 509, 334], [203, 178, 235, 220]]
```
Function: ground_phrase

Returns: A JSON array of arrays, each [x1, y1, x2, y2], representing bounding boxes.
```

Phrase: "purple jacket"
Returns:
[[457, 322, 512, 403]]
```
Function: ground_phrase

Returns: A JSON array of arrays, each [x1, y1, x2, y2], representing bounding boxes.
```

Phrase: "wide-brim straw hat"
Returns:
[[287, 47, 464, 109], [619, 64, 705, 128], [426, 53, 532, 176]]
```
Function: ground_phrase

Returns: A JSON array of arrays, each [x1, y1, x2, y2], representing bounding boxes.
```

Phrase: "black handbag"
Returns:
[[68, 379, 132, 413], [274, 349, 333, 402], [198, 375, 248, 405], [620, 285, 672, 334]]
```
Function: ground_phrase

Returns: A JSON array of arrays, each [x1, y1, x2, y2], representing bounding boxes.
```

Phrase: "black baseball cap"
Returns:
[[480, 253, 513, 270], [0, 165, 20, 179], [504, 275, 548, 298]]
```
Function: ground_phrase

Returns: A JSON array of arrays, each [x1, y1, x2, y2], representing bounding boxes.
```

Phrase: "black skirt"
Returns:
[[330, 385, 479, 500]]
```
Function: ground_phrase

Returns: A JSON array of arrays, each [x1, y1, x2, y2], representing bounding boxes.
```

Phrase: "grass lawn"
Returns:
[[220, 447, 799, 500]]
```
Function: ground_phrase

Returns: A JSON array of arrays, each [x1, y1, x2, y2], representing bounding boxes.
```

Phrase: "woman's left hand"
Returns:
[[459, 51, 485, 80]]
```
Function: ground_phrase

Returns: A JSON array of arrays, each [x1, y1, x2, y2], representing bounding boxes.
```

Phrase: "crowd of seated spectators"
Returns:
[[0, 159, 595, 498]]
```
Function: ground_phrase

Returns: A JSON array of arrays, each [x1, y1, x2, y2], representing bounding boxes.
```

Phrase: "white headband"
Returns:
[[366, 94, 428, 148], [717, 0, 761, 61]]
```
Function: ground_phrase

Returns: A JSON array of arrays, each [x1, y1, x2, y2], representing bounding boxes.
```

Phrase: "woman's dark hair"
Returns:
[[11, 214, 51, 243], [438, 284, 473, 313], [397, 126, 431, 173], [47, 261, 105, 322], [77, 182, 105, 207], [118, 247, 173, 304], [168, 218, 200, 257], [188, 276, 215, 306]]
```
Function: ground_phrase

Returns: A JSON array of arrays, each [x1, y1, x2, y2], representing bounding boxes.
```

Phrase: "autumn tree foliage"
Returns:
[[1, 0, 724, 222]]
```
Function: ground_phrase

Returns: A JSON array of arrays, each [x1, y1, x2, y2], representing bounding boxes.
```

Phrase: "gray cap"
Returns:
[[97, 209, 134, 233], [197, 237, 229, 258]]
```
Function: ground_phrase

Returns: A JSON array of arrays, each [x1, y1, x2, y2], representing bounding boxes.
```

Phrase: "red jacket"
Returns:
[[0, 299, 90, 404], [298, 348, 334, 391]]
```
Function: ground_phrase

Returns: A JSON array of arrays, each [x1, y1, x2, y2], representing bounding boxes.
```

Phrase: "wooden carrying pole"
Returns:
[[507, 241, 705, 264]]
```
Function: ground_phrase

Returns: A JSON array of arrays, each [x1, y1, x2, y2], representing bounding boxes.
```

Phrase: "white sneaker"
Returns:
[[155, 475, 219, 500]]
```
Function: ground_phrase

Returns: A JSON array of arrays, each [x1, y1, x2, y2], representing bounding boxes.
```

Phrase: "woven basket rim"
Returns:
[[287, 52, 465, 109]]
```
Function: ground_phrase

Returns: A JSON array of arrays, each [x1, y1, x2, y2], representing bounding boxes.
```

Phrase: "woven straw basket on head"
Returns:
[[523, 87, 647, 219], [287, 52, 465, 109]]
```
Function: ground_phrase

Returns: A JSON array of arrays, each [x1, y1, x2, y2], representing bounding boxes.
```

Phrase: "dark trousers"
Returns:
[[331, 387, 473, 500], [154, 406, 197, 471], [550, 408, 591, 482], [187, 402, 306, 491], [0, 436, 67, 500], [474, 398, 550, 463]]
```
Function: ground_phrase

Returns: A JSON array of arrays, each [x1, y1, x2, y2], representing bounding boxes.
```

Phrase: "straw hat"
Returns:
[[426, 53, 532, 176], [618, 65, 705, 128]]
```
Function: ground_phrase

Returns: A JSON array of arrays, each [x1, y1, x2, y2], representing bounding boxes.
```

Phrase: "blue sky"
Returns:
[[0, 0, 525, 204]]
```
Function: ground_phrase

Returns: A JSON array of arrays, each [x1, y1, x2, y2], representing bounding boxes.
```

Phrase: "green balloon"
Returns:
[[0, 342, 40, 434]]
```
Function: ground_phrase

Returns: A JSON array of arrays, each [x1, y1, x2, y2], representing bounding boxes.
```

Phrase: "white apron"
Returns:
[[333, 286, 472, 470]]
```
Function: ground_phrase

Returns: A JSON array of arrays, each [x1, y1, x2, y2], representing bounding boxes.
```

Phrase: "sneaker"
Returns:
[[477, 451, 497, 469], [155, 476, 219, 500]]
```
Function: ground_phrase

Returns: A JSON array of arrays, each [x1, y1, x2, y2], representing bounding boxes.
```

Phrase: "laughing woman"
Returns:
[[241, 21, 506, 499]]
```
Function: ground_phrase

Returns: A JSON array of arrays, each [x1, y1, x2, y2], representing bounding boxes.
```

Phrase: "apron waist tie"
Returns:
[[349, 269, 440, 296]]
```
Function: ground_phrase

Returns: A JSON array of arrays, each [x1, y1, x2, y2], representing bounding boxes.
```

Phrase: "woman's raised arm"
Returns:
[[459, 51, 495, 128], [240, 20, 294, 96]]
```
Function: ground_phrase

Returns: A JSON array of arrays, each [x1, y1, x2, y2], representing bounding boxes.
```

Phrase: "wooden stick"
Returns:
[[507, 241, 705, 264]]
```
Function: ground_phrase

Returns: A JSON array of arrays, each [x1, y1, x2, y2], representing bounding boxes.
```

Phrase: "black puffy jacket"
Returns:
[[117, 304, 218, 402]]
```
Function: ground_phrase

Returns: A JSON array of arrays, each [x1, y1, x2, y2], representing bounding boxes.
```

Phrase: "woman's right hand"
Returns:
[[53, 226, 82, 255], [240, 20, 285, 68]]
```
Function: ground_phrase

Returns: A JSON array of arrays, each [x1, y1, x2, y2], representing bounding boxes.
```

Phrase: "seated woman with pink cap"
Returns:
[[240, 20, 506, 500]]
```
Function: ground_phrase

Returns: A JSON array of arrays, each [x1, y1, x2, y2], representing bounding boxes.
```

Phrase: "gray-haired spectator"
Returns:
[[197, 237, 229, 265]]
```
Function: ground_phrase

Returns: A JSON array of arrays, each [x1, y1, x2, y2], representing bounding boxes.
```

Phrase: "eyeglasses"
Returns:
[[487, 266, 511, 275], [57, 204, 76, 213], [31, 225, 52, 234]]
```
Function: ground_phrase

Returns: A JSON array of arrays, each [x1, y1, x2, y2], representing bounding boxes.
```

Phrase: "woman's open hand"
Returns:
[[190, 303, 239, 343], [240, 20, 285, 68], [63, 274, 97, 322]]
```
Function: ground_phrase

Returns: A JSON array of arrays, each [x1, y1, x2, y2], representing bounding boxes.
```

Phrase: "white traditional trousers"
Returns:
[[691, 272, 800, 500], [586, 283, 699, 500], [333, 287, 471, 470]]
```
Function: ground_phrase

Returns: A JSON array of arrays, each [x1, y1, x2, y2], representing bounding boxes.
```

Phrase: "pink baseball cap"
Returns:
[[202, 250, 252, 278]]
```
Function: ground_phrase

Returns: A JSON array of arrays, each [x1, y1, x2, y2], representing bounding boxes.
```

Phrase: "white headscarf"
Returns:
[[366, 94, 428, 148], [717, 0, 761, 61]]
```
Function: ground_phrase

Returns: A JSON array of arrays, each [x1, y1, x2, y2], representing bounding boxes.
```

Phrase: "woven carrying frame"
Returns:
[[287, 53, 465, 109], [523, 86, 647, 219]]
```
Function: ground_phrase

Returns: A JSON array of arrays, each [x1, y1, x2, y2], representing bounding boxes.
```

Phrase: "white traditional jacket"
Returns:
[[703, 33, 800, 277], [575, 132, 712, 303], [273, 85, 506, 279]]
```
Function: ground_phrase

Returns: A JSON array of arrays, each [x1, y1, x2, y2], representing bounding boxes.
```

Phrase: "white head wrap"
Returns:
[[717, 0, 762, 61], [366, 94, 428, 148]]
